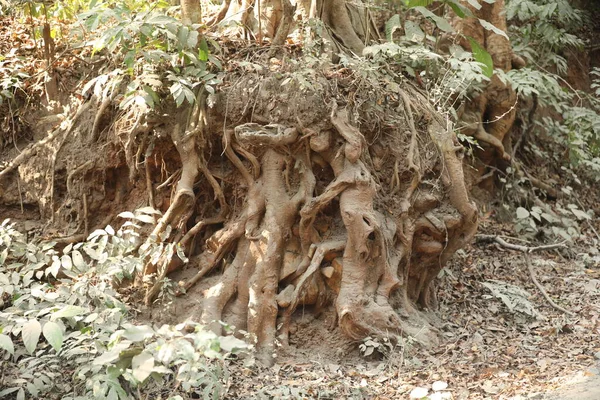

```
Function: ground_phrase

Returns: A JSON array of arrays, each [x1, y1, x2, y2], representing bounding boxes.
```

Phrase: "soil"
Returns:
[[544, 369, 600, 400]]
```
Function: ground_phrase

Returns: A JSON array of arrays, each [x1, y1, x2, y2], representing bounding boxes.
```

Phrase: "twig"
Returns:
[[524, 252, 574, 316], [156, 169, 181, 191], [476, 234, 574, 316]]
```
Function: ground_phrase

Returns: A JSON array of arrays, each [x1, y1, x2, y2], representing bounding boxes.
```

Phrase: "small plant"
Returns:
[[0, 214, 251, 399], [359, 336, 394, 357]]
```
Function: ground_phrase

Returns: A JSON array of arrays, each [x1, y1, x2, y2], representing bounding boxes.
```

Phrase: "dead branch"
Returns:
[[476, 234, 574, 316]]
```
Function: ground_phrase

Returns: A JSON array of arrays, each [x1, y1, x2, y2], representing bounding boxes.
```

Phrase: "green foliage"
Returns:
[[379, 0, 500, 112], [74, 0, 221, 110], [506, 0, 585, 74], [0, 215, 250, 399], [503, 1, 600, 180]]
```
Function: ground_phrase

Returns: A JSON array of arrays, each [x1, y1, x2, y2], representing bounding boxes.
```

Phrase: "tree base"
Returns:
[[0, 45, 477, 365]]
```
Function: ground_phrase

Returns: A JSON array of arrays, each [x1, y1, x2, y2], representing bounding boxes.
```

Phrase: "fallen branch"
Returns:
[[476, 234, 574, 316]]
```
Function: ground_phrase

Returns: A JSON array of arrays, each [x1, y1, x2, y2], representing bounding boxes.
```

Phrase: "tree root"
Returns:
[[0, 102, 90, 180]]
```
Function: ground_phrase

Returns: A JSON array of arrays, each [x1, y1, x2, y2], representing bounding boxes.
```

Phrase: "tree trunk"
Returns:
[[181, 0, 202, 24], [454, 0, 518, 190]]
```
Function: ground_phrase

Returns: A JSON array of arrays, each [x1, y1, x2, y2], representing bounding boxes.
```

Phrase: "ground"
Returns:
[[132, 212, 599, 399]]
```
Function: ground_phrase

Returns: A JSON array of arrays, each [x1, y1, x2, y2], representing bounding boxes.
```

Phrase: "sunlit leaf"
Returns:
[[22, 319, 42, 354], [468, 38, 494, 77], [42, 321, 63, 352], [132, 351, 154, 382], [0, 334, 14, 355]]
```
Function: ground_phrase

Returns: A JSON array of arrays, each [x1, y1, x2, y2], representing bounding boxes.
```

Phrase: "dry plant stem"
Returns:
[[91, 91, 118, 142], [524, 253, 574, 316], [477, 234, 574, 316], [399, 90, 421, 200], [145, 143, 155, 208]]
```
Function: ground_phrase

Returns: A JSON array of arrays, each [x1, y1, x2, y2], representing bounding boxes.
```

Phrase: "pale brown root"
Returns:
[[399, 90, 421, 201], [180, 215, 226, 248], [143, 120, 200, 283], [474, 122, 511, 161], [199, 156, 228, 215], [278, 239, 345, 346], [223, 129, 254, 187], [181, 217, 246, 292], [320, 0, 366, 54], [91, 94, 115, 142], [329, 104, 365, 163], [207, 0, 232, 26], [299, 175, 350, 251], [66, 160, 93, 196]]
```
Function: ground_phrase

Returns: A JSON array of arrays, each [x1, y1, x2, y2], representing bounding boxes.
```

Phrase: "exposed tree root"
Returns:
[[2, 42, 482, 364]]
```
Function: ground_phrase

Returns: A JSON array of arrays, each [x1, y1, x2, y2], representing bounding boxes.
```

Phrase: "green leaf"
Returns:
[[468, 38, 494, 78], [447, 1, 466, 18], [414, 7, 454, 32], [479, 19, 508, 39], [465, 0, 482, 10], [385, 14, 402, 42], [405, 0, 433, 6], [118, 211, 136, 219], [138, 206, 162, 215], [572, 209, 591, 220], [71, 250, 86, 270], [0, 334, 14, 355], [132, 351, 154, 382], [61, 254, 73, 270], [199, 37, 209, 62], [219, 335, 248, 352], [42, 321, 63, 352], [122, 325, 154, 342], [447, 1, 473, 18], [135, 214, 156, 224], [51, 305, 88, 320], [22, 319, 42, 354], [146, 14, 176, 25]]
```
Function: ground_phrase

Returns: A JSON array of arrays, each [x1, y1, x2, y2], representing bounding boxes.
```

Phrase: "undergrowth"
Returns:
[[0, 214, 250, 399]]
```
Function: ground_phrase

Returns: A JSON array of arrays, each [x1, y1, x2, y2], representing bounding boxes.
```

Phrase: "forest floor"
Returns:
[[138, 212, 600, 399]]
